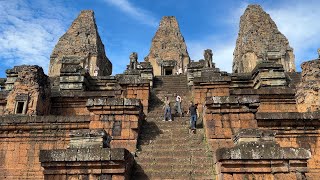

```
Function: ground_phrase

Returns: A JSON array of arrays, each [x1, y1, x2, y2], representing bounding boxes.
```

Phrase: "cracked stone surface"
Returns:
[[233, 4, 295, 73]]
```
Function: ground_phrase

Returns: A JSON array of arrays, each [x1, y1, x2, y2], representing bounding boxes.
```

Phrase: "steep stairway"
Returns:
[[132, 75, 215, 179], [153, 75, 189, 94], [132, 110, 214, 179], [152, 75, 191, 113]]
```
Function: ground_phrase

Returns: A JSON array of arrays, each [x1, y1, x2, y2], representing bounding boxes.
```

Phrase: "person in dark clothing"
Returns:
[[187, 101, 197, 133]]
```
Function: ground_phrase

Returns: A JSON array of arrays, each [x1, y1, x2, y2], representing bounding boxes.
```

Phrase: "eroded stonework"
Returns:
[[233, 4, 295, 73], [49, 10, 112, 77], [145, 16, 190, 75], [5, 65, 50, 115], [296, 56, 320, 112]]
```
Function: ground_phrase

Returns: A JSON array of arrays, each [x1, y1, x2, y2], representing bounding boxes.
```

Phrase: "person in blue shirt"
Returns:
[[187, 101, 197, 133]]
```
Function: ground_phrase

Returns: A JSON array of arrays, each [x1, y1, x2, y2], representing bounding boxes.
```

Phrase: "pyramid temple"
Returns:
[[0, 5, 319, 180]]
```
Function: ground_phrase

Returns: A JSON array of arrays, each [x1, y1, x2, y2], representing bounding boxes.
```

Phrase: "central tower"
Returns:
[[145, 16, 190, 76]]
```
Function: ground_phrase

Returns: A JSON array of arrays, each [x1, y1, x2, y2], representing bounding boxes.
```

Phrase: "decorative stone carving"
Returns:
[[204, 49, 213, 68], [129, 52, 138, 70], [5, 65, 51, 115]]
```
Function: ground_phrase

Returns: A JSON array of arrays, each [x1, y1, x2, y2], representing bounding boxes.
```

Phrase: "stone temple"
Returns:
[[0, 4, 319, 180], [145, 16, 190, 76]]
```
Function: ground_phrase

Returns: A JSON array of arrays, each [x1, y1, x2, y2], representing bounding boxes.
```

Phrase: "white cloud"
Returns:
[[0, 0, 73, 75], [186, 3, 247, 73], [103, 0, 157, 27], [188, 1, 320, 73], [266, 1, 320, 67]]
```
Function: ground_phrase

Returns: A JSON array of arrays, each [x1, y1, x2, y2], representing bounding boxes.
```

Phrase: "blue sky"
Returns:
[[0, 0, 319, 77]]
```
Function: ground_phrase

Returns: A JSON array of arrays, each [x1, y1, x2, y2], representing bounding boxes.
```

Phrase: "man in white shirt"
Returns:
[[174, 93, 182, 117]]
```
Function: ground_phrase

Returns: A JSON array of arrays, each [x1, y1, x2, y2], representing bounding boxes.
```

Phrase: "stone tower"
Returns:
[[49, 10, 112, 77], [145, 16, 190, 76], [233, 5, 295, 73]]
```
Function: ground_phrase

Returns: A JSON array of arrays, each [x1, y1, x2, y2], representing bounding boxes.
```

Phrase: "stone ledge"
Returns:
[[51, 90, 121, 97], [216, 142, 311, 161], [86, 98, 140, 107], [256, 112, 320, 120], [230, 87, 295, 95], [206, 95, 260, 105], [216, 129, 311, 162], [251, 61, 285, 75], [193, 75, 231, 83], [116, 74, 150, 85], [0, 115, 90, 125], [39, 148, 130, 162]]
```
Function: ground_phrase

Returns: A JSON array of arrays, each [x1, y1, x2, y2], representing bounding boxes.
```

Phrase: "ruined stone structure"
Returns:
[[5, 65, 51, 115], [233, 5, 295, 73], [216, 129, 311, 179], [0, 4, 320, 180], [145, 16, 190, 76], [49, 10, 112, 77], [296, 56, 320, 112], [0, 10, 149, 180], [204, 49, 214, 68]]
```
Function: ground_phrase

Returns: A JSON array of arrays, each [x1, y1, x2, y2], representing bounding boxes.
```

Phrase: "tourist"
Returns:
[[178, 67, 183, 75], [187, 101, 197, 133], [163, 96, 172, 121], [84, 65, 89, 74], [174, 93, 183, 117], [94, 65, 99, 76]]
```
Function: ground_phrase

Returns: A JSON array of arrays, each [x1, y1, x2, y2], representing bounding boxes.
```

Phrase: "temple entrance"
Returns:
[[161, 60, 176, 76], [164, 68, 173, 75]]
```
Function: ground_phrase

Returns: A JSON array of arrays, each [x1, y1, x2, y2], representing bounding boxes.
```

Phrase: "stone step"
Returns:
[[141, 120, 190, 127], [133, 170, 214, 179], [138, 131, 203, 139], [135, 156, 214, 166], [137, 144, 208, 153], [136, 160, 214, 169], [136, 149, 212, 159], [137, 164, 214, 176], [138, 137, 204, 146], [131, 86, 214, 179], [140, 125, 203, 132], [140, 123, 190, 130]]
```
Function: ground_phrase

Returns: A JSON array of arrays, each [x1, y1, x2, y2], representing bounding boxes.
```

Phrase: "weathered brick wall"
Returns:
[[87, 98, 142, 152], [296, 59, 320, 112], [256, 112, 320, 179], [125, 85, 149, 114], [231, 88, 298, 113], [204, 95, 259, 161], [196, 69, 320, 179], [0, 115, 90, 179], [5, 66, 51, 116], [39, 130, 134, 180], [192, 82, 230, 115], [51, 75, 150, 116], [215, 129, 311, 180], [50, 84, 149, 116]]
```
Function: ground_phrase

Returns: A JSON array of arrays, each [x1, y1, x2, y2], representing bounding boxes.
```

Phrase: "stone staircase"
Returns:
[[132, 111, 214, 179], [152, 75, 191, 113], [131, 75, 214, 179], [154, 75, 189, 94]]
